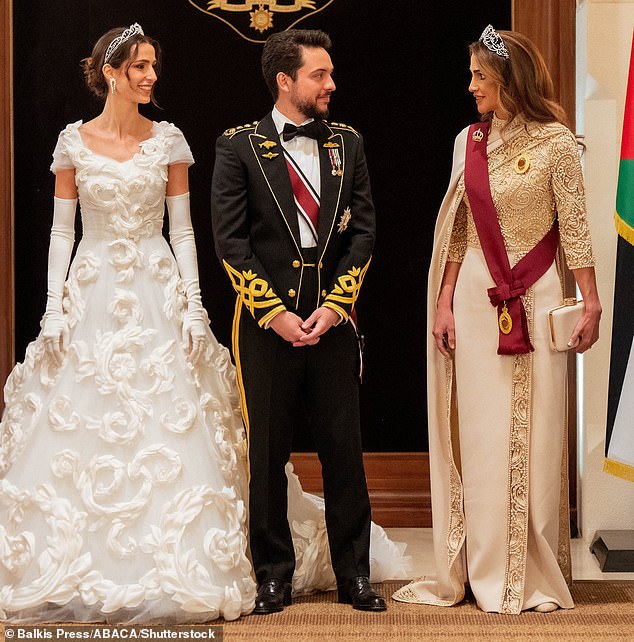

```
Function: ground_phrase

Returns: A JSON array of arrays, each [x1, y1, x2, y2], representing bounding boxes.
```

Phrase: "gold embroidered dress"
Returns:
[[394, 118, 595, 613]]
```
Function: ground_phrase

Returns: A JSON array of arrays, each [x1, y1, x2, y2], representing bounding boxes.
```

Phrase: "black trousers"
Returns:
[[235, 263, 371, 585]]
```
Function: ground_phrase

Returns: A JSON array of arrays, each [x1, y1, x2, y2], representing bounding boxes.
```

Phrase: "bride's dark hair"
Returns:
[[81, 26, 162, 105]]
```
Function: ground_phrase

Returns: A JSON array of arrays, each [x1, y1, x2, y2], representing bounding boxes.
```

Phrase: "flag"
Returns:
[[605, 29, 634, 481]]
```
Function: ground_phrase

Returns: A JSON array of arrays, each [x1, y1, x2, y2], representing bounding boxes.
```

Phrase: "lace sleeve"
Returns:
[[447, 198, 467, 263], [551, 130, 595, 269]]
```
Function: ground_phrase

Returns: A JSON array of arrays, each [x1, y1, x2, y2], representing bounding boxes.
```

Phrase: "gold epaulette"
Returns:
[[223, 121, 259, 137], [327, 121, 359, 136]]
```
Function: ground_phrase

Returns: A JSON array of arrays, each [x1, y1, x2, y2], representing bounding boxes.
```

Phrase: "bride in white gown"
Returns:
[[0, 24, 409, 624]]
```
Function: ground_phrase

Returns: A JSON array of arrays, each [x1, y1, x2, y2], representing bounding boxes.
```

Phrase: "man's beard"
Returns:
[[294, 95, 329, 121]]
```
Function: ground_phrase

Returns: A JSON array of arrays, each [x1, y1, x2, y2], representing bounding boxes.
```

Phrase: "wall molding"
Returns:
[[0, 0, 14, 414], [290, 452, 431, 527]]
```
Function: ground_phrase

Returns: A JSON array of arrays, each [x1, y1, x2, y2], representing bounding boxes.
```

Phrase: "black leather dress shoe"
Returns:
[[337, 576, 387, 612], [253, 578, 292, 615]]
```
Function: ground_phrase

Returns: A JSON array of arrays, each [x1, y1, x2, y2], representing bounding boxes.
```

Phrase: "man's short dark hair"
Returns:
[[261, 29, 332, 100]]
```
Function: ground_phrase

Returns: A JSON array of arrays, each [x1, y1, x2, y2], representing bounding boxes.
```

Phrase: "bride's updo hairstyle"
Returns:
[[469, 29, 568, 127], [81, 24, 162, 104]]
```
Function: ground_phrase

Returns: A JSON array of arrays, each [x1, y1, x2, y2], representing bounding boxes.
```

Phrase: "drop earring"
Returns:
[[110, 77, 117, 94]]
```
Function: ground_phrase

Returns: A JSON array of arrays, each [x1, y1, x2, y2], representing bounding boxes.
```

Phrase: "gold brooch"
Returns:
[[472, 129, 484, 142], [259, 140, 277, 149], [515, 153, 530, 174], [337, 207, 351, 233], [262, 152, 279, 160]]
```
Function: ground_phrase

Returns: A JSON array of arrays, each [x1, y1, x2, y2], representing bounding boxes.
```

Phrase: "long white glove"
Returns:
[[167, 192, 208, 365], [42, 196, 77, 367]]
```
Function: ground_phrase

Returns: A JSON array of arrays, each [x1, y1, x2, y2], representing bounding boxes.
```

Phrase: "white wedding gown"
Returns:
[[0, 121, 409, 624]]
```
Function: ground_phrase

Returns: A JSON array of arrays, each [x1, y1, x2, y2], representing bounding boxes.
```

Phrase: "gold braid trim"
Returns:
[[222, 121, 259, 138], [604, 457, 634, 481], [223, 260, 285, 327], [324, 259, 371, 311], [322, 301, 348, 322], [326, 121, 359, 137], [615, 211, 634, 246]]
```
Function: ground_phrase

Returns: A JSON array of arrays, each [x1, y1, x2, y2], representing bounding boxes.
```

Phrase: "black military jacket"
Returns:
[[211, 112, 376, 327]]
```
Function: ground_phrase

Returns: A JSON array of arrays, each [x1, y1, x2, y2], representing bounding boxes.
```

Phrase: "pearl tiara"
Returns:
[[479, 24, 509, 60], [104, 23, 144, 64]]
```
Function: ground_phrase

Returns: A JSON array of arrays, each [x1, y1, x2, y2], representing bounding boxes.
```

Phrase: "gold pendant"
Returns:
[[498, 303, 512, 334]]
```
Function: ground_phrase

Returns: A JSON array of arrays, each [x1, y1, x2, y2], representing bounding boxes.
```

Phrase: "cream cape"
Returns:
[[394, 122, 574, 613]]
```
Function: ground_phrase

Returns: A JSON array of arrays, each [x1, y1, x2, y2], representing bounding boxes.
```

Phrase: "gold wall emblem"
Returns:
[[188, 1, 338, 43], [250, 6, 274, 32]]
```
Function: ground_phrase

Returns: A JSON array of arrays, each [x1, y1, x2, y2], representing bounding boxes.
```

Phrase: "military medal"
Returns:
[[259, 140, 277, 150], [498, 302, 512, 334], [262, 151, 278, 160], [328, 148, 342, 176]]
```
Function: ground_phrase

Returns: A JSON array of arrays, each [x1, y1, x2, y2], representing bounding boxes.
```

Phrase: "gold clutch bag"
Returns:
[[548, 298, 585, 352]]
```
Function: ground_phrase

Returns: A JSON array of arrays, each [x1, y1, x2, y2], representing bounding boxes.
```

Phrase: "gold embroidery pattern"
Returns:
[[324, 260, 371, 308], [558, 412, 572, 586], [223, 260, 284, 321], [438, 210, 466, 580], [449, 123, 595, 269], [446, 357, 465, 565], [500, 288, 533, 614], [447, 199, 468, 263]]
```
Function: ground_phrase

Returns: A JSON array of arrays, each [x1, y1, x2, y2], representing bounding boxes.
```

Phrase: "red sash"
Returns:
[[464, 121, 560, 355]]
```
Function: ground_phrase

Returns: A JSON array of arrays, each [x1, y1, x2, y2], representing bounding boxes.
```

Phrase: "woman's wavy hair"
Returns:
[[469, 30, 569, 128]]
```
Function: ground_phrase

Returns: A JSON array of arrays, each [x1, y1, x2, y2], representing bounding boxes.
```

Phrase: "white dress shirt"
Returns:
[[272, 107, 321, 248]]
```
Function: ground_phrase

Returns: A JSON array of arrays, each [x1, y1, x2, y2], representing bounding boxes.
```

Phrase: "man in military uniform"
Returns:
[[211, 29, 384, 614]]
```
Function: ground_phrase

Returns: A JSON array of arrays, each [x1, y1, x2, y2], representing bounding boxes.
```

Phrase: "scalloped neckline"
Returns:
[[75, 121, 159, 164]]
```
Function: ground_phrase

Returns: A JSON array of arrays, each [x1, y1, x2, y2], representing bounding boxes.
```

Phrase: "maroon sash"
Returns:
[[464, 121, 560, 355]]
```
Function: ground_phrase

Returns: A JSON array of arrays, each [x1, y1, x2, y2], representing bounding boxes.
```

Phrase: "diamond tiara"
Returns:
[[479, 24, 509, 60], [104, 23, 144, 64]]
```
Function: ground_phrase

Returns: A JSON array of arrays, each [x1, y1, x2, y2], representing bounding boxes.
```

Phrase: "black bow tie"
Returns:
[[282, 121, 323, 142]]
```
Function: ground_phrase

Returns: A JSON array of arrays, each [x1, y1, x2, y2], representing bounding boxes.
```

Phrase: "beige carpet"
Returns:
[[222, 581, 634, 641], [2, 581, 633, 642]]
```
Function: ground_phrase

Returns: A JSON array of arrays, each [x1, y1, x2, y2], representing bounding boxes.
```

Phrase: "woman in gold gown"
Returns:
[[394, 26, 601, 614]]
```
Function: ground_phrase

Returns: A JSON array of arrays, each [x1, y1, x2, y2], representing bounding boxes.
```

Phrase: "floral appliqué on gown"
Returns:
[[0, 122, 409, 624]]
